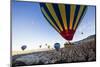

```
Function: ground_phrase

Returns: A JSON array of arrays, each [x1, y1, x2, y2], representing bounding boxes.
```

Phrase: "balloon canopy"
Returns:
[[21, 45, 27, 51], [54, 43, 60, 51], [40, 3, 87, 41]]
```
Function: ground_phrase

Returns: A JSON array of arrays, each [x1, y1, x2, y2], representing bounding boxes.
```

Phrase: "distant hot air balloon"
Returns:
[[45, 43, 47, 46], [81, 32, 83, 34], [40, 3, 87, 41], [21, 45, 27, 51], [48, 45, 50, 49], [54, 43, 60, 51], [39, 45, 42, 48]]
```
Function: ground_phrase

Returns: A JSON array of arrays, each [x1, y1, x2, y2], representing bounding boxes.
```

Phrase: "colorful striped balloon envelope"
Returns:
[[40, 3, 87, 41]]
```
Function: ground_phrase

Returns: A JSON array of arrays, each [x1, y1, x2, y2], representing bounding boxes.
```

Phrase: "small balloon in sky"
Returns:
[[54, 43, 60, 51], [21, 45, 27, 51], [45, 43, 47, 46], [48, 45, 50, 49], [81, 32, 84, 34], [39, 45, 42, 48]]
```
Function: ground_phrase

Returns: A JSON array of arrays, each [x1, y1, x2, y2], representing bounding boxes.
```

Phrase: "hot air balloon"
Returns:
[[39, 45, 42, 48], [54, 43, 60, 51], [21, 45, 27, 51], [40, 3, 87, 41], [81, 32, 83, 34], [48, 45, 50, 49]]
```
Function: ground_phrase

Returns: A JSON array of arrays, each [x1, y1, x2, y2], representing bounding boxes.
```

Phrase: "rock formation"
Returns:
[[12, 35, 96, 67]]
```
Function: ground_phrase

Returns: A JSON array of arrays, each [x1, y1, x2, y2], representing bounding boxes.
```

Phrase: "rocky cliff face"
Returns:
[[12, 35, 96, 67]]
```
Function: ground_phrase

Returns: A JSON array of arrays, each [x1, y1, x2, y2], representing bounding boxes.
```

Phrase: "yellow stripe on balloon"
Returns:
[[73, 6, 84, 30], [41, 7, 61, 33], [58, 4, 68, 30], [69, 5, 76, 30], [46, 3, 63, 31]]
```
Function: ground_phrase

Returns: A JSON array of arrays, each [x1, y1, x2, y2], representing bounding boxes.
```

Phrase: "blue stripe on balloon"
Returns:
[[40, 3, 61, 32], [53, 4, 65, 30], [65, 5, 70, 30], [72, 5, 80, 30]]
